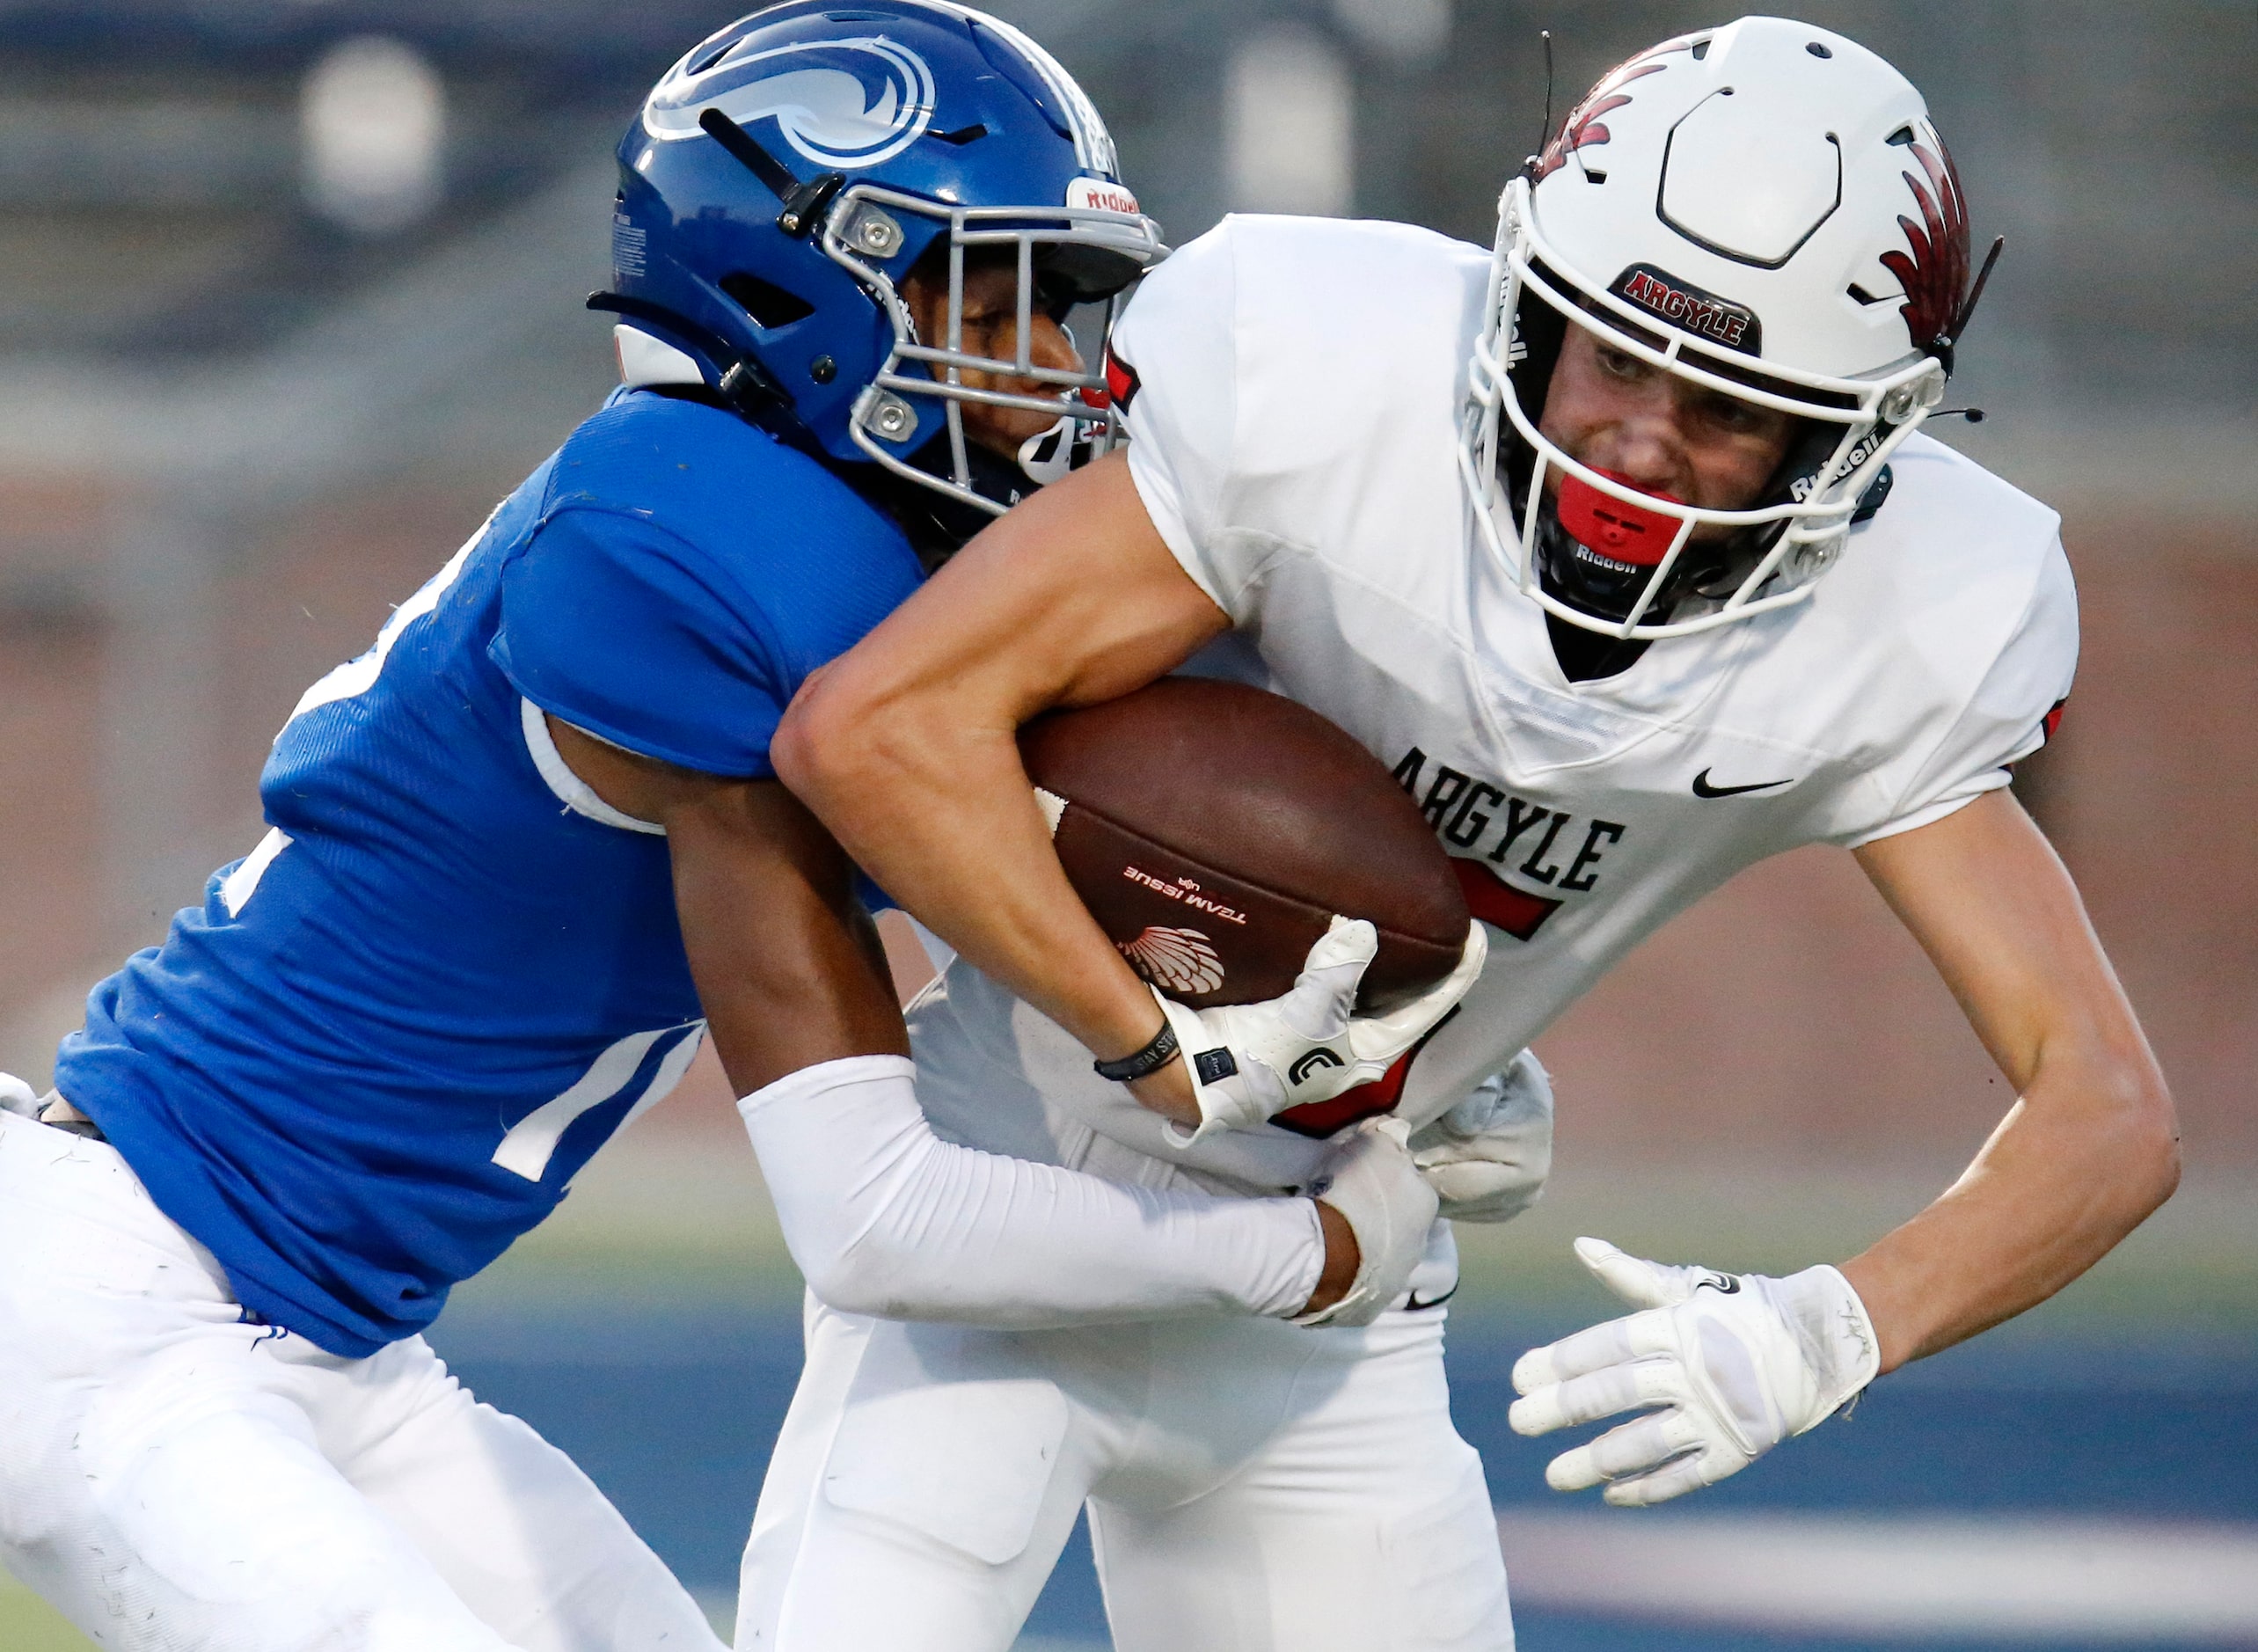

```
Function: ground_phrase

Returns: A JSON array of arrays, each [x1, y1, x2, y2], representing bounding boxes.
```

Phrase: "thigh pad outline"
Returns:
[[819, 1322, 1075, 1568]]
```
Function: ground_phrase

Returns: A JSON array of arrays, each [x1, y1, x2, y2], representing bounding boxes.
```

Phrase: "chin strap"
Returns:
[[872, 431, 1057, 565], [1849, 464, 1895, 524]]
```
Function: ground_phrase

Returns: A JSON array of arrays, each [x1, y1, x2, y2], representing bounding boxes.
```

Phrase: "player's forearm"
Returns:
[[1840, 1046, 2178, 1371], [740, 1055, 1326, 1324], [774, 456, 1224, 1099], [1848, 794, 2181, 1371], [775, 691, 1166, 1066]]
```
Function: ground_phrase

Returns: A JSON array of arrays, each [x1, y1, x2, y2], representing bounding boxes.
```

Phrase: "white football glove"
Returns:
[[0, 1073, 40, 1118], [1509, 1237, 1879, 1506], [1407, 1049, 1553, 1222], [1292, 1116, 1441, 1327], [1158, 916, 1487, 1146]]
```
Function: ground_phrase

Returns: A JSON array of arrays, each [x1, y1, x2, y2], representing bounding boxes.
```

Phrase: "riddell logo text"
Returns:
[[1612, 265, 1758, 352], [1067, 177, 1141, 216], [1793, 428, 1887, 501]]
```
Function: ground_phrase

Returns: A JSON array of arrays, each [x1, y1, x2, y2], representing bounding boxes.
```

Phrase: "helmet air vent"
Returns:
[[720, 271, 816, 330]]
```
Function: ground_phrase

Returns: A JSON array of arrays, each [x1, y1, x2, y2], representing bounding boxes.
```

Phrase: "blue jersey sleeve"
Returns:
[[493, 504, 790, 776], [487, 393, 926, 778]]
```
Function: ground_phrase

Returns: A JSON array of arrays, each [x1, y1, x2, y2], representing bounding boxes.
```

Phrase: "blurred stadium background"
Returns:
[[0, 1, 2252, 1647]]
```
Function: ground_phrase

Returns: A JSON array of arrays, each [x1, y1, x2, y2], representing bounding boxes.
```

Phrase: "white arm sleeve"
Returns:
[[738, 1055, 1324, 1326]]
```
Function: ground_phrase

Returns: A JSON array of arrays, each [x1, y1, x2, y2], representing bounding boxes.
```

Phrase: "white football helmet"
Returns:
[[1460, 17, 1992, 640]]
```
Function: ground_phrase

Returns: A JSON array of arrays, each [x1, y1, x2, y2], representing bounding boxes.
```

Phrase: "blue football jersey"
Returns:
[[55, 391, 925, 1356]]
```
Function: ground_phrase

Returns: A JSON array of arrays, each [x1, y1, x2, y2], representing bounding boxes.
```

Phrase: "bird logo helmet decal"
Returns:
[[1530, 35, 1695, 182], [1878, 137, 1972, 355], [642, 35, 938, 170]]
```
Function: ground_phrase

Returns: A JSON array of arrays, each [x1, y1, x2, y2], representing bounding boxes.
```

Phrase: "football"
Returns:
[[1019, 676, 1469, 1016]]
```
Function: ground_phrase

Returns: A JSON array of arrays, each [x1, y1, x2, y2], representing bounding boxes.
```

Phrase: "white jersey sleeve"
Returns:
[[1114, 222, 1247, 618], [1115, 216, 1495, 637], [1834, 515, 2078, 848]]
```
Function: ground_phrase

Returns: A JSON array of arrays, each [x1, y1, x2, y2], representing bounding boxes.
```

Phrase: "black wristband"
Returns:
[[1092, 1019, 1180, 1084]]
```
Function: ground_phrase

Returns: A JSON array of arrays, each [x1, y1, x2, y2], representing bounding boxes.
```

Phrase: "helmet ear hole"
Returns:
[[720, 271, 816, 331]]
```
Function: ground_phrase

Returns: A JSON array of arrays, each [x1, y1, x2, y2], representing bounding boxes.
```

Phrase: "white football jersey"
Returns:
[[906, 214, 2075, 1199]]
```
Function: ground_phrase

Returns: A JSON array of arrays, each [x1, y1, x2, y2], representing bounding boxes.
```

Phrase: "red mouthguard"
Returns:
[[1555, 470, 1684, 568]]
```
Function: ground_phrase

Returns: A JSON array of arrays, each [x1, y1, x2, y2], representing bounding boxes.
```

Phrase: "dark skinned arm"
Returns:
[[547, 718, 1359, 1314], [773, 450, 1226, 1125]]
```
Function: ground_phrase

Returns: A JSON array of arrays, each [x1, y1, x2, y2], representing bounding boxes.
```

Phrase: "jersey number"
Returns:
[[492, 1020, 706, 1181]]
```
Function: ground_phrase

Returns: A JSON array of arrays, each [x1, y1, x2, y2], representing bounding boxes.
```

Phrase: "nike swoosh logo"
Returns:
[[1404, 1285, 1459, 1312], [1692, 768, 1794, 799]]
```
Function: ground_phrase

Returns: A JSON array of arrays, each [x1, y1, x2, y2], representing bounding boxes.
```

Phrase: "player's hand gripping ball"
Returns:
[[1154, 916, 1485, 1144], [1020, 676, 1485, 1141], [1509, 1238, 1880, 1506]]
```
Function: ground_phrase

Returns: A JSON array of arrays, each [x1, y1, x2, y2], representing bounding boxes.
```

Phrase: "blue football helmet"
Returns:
[[597, 1, 1164, 533]]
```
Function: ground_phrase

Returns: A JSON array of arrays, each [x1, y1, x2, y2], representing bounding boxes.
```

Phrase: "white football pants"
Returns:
[[0, 1109, 724, 1652], [738, 1295, 1514, 1651]]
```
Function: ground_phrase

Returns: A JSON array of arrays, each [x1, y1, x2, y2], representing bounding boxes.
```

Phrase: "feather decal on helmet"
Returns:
[[1531, 36, 1697, 182], [1877, 138, 1971, 355]]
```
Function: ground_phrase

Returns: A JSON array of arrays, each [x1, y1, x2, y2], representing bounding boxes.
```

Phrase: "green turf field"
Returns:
[[0, 1579, 91, 1651]]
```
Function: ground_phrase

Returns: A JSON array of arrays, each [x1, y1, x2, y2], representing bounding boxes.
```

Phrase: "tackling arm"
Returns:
[[1844, 786, 2180, 1369], [771, 451, 1229, 1120], [545, 720, 1385, 1324]]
